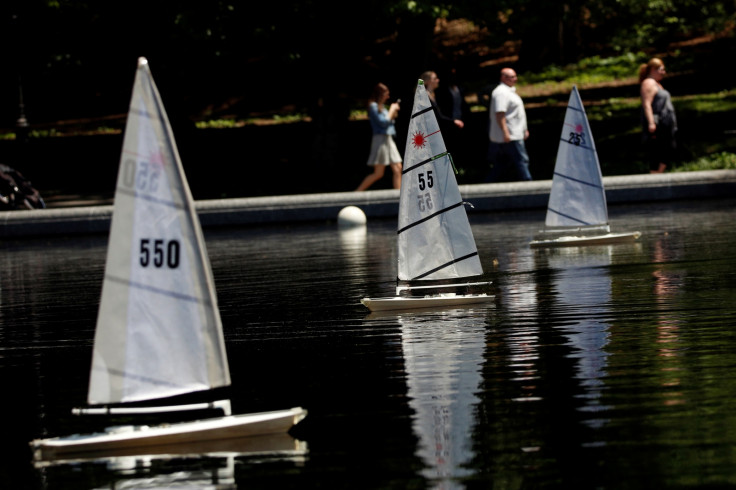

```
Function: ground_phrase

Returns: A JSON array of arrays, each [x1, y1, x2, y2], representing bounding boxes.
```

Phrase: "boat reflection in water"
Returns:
[[34, 433, 307, 488], [7, 197, 736, 487], [396, 309, 487, 489], [651, 233, 687, 406], [534, 244, 621, 425]]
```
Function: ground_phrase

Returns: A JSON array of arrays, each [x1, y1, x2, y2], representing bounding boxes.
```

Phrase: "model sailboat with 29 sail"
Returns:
[[530, 85, 641, 247]]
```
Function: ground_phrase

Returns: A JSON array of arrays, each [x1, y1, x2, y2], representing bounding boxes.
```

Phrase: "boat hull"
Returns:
[[361, 293, 494, 312], [32, 432, 307, 467], [30, 407, 307, 462], [530, 231, 641, 248]]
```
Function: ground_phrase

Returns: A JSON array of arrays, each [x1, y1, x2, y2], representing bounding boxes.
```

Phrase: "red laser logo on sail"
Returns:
[[411, 131, 427, 149]]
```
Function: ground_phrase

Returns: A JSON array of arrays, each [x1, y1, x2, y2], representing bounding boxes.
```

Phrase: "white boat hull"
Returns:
[[530, 231, 641, 248], [31, 407, 307, 462], [361, 293, 494, 312], [32, 432, 307, 467]]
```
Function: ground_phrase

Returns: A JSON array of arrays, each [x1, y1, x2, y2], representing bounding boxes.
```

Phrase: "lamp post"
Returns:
[[16, 74, 29, 144], [12, 12, 29, 145]]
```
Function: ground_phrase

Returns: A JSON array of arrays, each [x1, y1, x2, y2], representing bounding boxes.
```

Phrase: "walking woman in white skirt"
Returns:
[[355, 83, 403, 191]]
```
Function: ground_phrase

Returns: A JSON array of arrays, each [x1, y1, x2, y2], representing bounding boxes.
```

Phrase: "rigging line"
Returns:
[[547, 207, 592, 225], [552, 171, 602, 189], [131, 83, 178, 158], [105, 274, 214, 307], [411, 107, 433, 119], [116, 187, 187, 211], [150, 86, 182, 168], [412, 252, 480, 280], [403, 151, 449, 174], [397, 201, 464, 234], [448, 152, 458, 174]]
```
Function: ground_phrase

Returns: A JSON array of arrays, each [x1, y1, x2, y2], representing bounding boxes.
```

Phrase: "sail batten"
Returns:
[[398, 201, 465, 234], [104, 275, 215, 306], [411, 107, 434, 118], [403, 159, 434, 174], [412, 252, 481, 280], [88, 57, 230, 406], [397, 80, 483, 282], [114, 187, 188, 209], [547, 207, 595, 225], [92, 366, 206, 392], [552, 171, 604, 189], [403, 151, 448, 174]]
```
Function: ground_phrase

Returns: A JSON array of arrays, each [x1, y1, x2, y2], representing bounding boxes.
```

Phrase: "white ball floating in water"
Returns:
[[337, 206, 367, 228]]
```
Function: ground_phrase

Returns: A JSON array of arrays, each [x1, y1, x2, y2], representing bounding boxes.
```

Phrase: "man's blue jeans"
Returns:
[[486, 140, 532, 182]]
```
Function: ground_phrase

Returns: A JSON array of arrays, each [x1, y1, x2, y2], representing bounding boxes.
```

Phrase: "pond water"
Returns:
[[2, 198, 736, 489]]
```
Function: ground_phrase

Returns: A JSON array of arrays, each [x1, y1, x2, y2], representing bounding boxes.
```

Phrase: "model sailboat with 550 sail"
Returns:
[[30, 58, 306, 462], [361, 79, 492, 312], [530, 85, 640, 247]]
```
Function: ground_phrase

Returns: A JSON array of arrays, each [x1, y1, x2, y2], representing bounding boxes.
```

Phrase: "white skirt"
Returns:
[[366, 134, 402, 166]]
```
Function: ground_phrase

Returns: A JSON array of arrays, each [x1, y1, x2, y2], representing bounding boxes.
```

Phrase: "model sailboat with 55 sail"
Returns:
[[30, 58, 306, 462], [361, 79, 492, 312], [530, 85, 641, 247]]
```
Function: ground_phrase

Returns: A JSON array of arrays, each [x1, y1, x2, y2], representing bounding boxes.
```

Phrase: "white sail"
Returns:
[[545, 85, 608, 229], [397, 80, 483, 281], [88, 57, 230, 405]]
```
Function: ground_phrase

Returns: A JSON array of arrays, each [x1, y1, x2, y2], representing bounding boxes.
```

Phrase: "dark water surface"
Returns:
[[2, 198, 736, 489]]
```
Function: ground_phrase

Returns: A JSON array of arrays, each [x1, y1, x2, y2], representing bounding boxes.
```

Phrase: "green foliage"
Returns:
[[350, 109, 368, 120], [195, 119, 244, 130], [195, 113, 308, 129], [584, 98, 640, 122], [676, 90, 736, 114], [523, 52, 644, 85], [463, 0, 735, 67], [591, 0, 734, 53], [673, 152, 736, 172], [271, 113, 307, 124], [0, 127, 120, 139], [390, 0, 452, 17]]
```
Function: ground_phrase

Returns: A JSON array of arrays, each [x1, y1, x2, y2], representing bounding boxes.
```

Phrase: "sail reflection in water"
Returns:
[[535, 246, 615, 424], [398, 310, 486, 488], [5, 198, 736, 487], [36, 433, 308, 489]]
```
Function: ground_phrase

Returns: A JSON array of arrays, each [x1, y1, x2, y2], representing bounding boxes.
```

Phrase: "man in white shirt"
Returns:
[[486, 67, 532, 182]]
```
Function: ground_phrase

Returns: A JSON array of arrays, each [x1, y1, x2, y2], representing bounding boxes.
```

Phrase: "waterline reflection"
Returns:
[[4, 198, 736, 488], [398, 310, 486, 489], [536, 245, 616, 427]]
